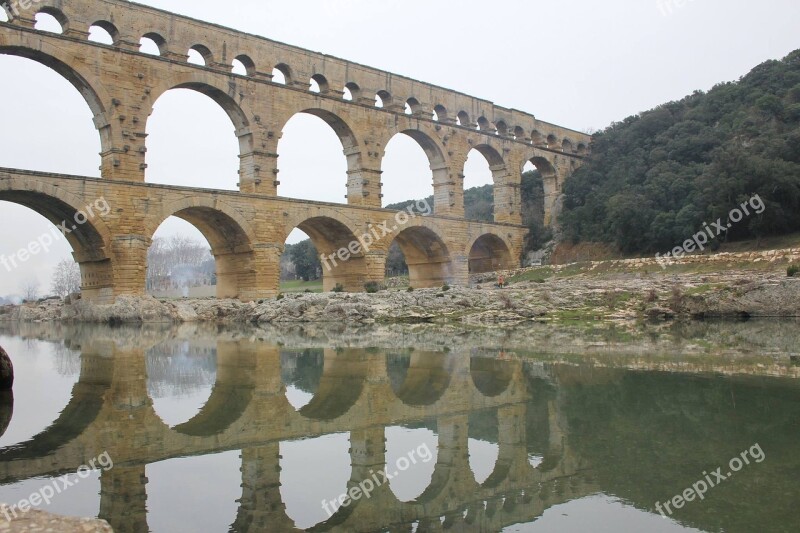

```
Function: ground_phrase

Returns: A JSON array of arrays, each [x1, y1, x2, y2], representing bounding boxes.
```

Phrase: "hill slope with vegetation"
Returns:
[[560, 49, 800, 254]]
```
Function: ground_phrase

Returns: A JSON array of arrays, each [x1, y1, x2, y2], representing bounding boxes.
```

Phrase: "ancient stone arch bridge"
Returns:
[[0, 0, 589, 302]]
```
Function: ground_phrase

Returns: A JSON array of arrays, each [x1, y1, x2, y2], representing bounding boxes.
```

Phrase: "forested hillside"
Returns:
[[561, 50, 800, 253]]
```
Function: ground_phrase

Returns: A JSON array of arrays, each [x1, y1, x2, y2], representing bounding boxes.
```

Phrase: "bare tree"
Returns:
[[146, 236, 214, 293], [20, 278, 39, 302], [51, 260, 81, 297]]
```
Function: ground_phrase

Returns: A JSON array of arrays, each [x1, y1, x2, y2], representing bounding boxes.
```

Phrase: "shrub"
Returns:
[[442, 283, 451, 292], [276, 293, 284, 300], [645, 289, 658, 303], [365, 281, 382, 293], [407, 287, 414, 292], [788, 264, 800, 277], [332, 283, 345, 293]]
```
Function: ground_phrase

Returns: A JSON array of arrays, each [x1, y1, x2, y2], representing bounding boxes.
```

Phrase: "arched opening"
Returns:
[[406, 97, 422, 115], [387, 351, 455, 406], [375, 90, 391, 108], [0, 52, 104, 175], [310, 74, 328, 93], [139, 33, 165, 55], [382, 130, 447, 215], [281, 229, 323, 293], [232, 54, 255, 76], [88, 21, 118, 45], [277, 110, 358, 204], [477, 117, 494, 133], [433, 105, 448, 122], [145, 85, 246, 190], [457, 111, 471, 127], [468, 234, 514, 274], [514, 126, 526, 141], [546, 134, 558, 147], [147, 339, 217, 429], [468, 408, 500, 485], [0, 191, 113, 303], [562, 138, 574, 153], [463, 147, 503, 222], [0, 336, 85, 448], [524, 158, 556, 232], [280, 433, 351, 529], [272, 63, 291, 84], [389, 226, 452, 288], [282, 349, 367, 420], [531, 130, 544, 146], [343, 82, 360, 101], [281, 349, 323, 410], [146, 218, 216, 298], [577, 143, 588, 155], [147, 207, 253, 299], [34, 9, 66, 34], [287, 217, 367, 292], [471, 356, 514, 397], [385, 425, 438, 502], [188, 44, 213, 66]]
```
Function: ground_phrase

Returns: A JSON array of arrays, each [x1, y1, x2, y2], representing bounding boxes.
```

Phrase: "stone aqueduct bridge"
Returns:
[[0, 0, 589, 302], [0, 331, 595, 532]]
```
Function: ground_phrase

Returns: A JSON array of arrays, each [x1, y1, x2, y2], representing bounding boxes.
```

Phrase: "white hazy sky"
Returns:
[[1, 0, 799, 296]]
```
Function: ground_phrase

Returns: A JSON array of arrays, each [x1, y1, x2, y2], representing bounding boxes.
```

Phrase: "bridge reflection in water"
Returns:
[[0, 324, 799, 532]]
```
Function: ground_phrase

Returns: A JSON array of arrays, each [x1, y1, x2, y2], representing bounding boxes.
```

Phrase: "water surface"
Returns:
[[0, 322, 798, 532]]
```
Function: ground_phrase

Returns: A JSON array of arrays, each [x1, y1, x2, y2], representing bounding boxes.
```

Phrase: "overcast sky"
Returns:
[[1, 0, 799, 296]]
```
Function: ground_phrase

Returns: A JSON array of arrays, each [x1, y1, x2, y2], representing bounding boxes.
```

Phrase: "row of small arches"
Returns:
[[9, 7, 587, 156]]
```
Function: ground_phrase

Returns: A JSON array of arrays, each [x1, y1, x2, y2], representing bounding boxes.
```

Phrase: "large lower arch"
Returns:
[[0, 45, 111, 173], [146, 198, 256, 299], [287, 216, 367, 292], [0, 179, 115, 301], [468, 233, 515, 274], [389, 225, 453, 288]]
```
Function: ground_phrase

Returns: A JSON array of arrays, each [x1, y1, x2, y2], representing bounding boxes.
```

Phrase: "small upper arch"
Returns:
[[477, 116, 494, 132], [34, 7, 68, 34], [188, 44, 214, 66], [375, 89, 392, 108], [140, 32, 167, 56], [406, 97, 422, 115], [457, 111, 471, 127], [433, 104, 448, 122], [88, 21, 119, 45], [310, 73, 329, 93], [232, 54, 256, 76], [343, 82, 360, 101], [272, 63, 292, 85], [494, 120, 508, 137], [562, 138, 574, 153]]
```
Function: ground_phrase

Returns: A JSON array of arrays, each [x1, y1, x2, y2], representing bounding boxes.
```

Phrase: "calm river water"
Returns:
[[0, 321, 798, 532]]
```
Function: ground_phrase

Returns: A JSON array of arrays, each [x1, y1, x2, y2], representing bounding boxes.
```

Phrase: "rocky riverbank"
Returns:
[[2, 259, 800, 325]]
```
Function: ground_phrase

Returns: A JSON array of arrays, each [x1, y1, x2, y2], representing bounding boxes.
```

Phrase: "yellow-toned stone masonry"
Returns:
[[0, 0, 589, 302]]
